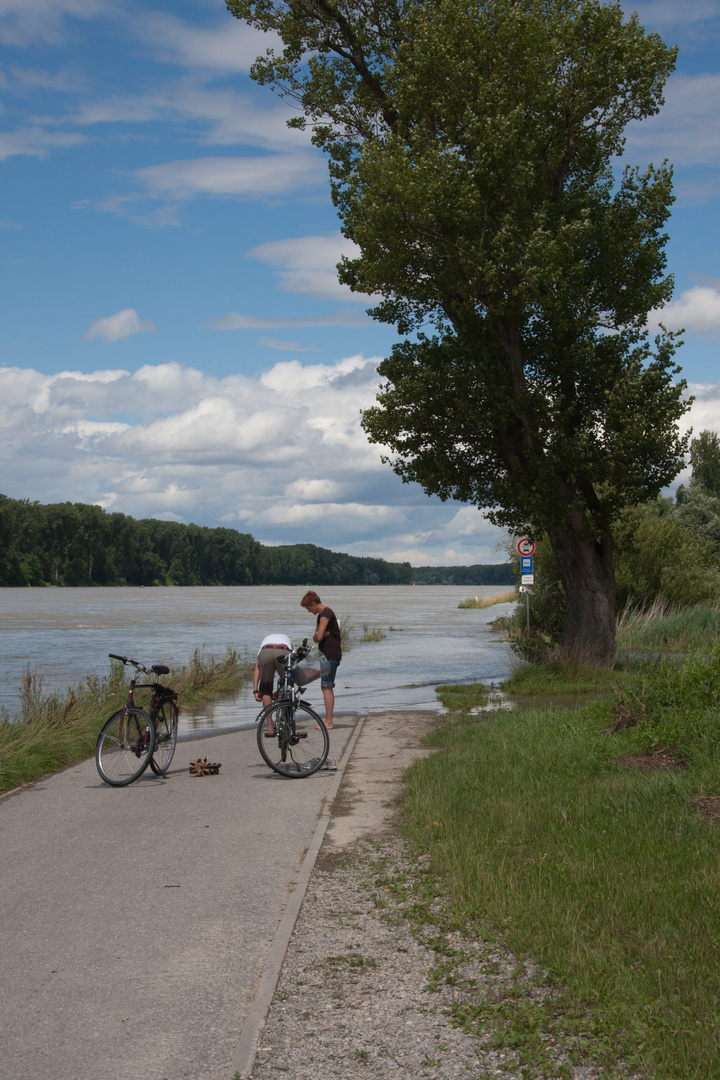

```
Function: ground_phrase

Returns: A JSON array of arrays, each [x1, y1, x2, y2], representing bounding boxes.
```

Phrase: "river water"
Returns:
[[0, 585, 515, 736]]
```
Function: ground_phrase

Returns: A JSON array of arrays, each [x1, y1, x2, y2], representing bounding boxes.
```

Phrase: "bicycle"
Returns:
[[255, 640, 330, 778], [96, 654, 179, 786]]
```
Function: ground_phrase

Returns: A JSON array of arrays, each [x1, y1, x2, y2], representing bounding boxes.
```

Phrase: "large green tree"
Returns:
[[228, 0, 689, 663]]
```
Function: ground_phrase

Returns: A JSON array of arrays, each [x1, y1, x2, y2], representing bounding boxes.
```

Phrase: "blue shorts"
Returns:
[[321, 657, 341, 689]]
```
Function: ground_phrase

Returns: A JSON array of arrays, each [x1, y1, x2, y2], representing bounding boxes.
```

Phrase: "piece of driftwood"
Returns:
[[188, 757, 222, 776]]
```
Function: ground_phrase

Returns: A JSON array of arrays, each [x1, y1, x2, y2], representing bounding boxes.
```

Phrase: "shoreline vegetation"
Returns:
[[0, 646, 254, 796], [0, 493, 513, 589], [399, 610, 720, 1078]]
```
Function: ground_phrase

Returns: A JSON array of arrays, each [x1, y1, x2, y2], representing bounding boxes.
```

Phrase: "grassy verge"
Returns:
[[402, 657, 720, 1079], [0, 645, 253, 795]]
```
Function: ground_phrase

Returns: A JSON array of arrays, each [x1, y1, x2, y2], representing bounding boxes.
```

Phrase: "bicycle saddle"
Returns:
[[151, 664, 170, 675]]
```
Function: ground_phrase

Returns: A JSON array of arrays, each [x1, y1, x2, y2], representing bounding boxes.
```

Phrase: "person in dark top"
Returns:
[[300, 590, 341, 730]]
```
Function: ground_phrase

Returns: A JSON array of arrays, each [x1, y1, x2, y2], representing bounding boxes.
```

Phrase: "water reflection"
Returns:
[[0, 585, 515, 732]]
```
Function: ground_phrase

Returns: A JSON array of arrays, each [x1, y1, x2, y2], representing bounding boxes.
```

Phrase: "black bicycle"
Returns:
[[255, 641, 330, 778], [96, 654, 179, 786]]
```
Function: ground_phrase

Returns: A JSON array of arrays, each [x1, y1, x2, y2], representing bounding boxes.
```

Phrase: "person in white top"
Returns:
[[253, 633, 293, 711]]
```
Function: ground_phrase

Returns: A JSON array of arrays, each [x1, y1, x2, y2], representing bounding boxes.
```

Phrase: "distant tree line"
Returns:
[[0, 495, 514, 588]]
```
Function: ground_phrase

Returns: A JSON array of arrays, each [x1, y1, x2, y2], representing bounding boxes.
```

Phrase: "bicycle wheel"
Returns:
[[149, 700, 178, 776], [256, 701, 329, 778], [96, 706, 155, 786]]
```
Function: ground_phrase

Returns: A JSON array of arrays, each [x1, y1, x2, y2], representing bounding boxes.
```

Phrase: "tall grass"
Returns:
[[616, 599, 720, 652], [458, 590, 517, 609], [402, 659, 720, 1078], [0, 645, 253, 795]]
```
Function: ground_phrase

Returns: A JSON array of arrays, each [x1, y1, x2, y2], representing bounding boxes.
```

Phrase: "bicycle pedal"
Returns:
[[264, 731, 277, 738]]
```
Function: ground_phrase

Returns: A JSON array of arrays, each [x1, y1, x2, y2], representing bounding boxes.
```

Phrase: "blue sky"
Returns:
[[1, 0, 719, 566]]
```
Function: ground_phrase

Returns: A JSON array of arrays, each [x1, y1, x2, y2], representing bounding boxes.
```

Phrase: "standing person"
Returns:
[[253, 633, 293, 726], [300, 591, 341, 730]]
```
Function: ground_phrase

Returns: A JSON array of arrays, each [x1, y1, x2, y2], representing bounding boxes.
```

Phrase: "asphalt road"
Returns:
[[0, 717, 357, 1080]]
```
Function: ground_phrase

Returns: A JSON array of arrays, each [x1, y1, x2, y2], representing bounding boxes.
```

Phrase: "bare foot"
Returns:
[[315, 722, 334, 730]]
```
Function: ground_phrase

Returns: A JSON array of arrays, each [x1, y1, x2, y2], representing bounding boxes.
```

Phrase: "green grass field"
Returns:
[[401, 658, 720, 1079]]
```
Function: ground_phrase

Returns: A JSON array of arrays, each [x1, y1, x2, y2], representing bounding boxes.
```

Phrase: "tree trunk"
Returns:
[[545, 522, 616, 666]]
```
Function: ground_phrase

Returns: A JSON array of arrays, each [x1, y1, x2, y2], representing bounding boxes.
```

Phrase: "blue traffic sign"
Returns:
[[521, 555, 533, 574]]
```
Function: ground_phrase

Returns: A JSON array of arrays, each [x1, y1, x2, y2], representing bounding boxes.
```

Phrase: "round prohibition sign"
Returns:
[[517, 538, 536, 556]]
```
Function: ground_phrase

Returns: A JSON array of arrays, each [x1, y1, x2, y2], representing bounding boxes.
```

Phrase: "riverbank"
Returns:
[[398, 660, 720, 1079], [251, 655, 720, 1079]]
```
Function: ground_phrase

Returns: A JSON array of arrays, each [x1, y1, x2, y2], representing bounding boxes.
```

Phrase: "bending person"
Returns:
[[253, 633, 293, 730]]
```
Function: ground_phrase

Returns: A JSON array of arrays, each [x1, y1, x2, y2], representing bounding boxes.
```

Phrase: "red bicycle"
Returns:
[[95, 654, 179, 786]]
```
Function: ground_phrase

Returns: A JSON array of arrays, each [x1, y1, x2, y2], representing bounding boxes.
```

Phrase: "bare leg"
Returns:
[[261, 692, 274, 731], [321, 685, 334, 729]]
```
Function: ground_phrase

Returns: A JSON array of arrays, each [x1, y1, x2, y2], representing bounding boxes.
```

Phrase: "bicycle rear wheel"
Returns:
[[149, 700, 178, 775], [256, 701, 329, 778], [96, 706, 155, 786]]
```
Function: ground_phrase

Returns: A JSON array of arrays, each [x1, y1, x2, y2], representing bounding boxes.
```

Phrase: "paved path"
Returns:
[[0, 717, 358, 1080]]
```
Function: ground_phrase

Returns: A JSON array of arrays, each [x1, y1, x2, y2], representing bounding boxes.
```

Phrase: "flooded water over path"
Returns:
[[0, 585, 514, 734]]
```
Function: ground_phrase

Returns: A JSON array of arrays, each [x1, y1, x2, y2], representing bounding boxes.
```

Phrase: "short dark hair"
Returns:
[[300, 590, 321, 608]]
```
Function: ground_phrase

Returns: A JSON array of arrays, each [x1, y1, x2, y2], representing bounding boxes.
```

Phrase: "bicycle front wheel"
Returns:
[[256, 701, 329, 778], [96, 706, 155, 786], [149, 700, 178, 776]]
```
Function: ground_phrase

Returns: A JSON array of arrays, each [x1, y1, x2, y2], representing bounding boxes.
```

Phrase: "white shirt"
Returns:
[[257, 633, 292, 657]]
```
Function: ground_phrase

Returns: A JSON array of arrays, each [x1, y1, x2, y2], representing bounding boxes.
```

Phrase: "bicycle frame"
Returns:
[[97, 654, 178, 787]]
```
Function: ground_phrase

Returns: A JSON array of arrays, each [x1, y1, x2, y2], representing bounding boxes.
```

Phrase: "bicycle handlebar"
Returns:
[[108, 653, 170, 677]]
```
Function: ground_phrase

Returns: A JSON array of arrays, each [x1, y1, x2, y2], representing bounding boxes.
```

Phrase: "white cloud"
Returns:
[[649, 286, 720, 338], [83, 309, 157, 343], [625, 73, 720, 171], [55, 83, 309, 151], [139, 14, 281, 73], [0, 356, 507, 564], [210, 307, 369, 330], [132, 153, 324, 201], [285, 478, 344, 501], [621, 1, 720, 47], [247, 232, 373, 302], [0, 0, 107, 47], [0, 126, 85, 160], [684, 382, 720, 435], [260, 337, 318, 352]]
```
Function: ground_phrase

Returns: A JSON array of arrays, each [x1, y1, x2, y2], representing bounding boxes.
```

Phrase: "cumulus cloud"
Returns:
[[649, 286, 720, 338], [83, 309, 157, 343], [683, 381, 720, 435], [0, 356, 508, 565]]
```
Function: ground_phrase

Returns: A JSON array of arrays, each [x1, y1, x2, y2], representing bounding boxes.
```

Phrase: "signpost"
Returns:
[[517, 540, 534, 631]]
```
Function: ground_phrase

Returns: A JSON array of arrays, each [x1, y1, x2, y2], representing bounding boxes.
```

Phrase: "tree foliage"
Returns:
[[228, 0, 690, 663]]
